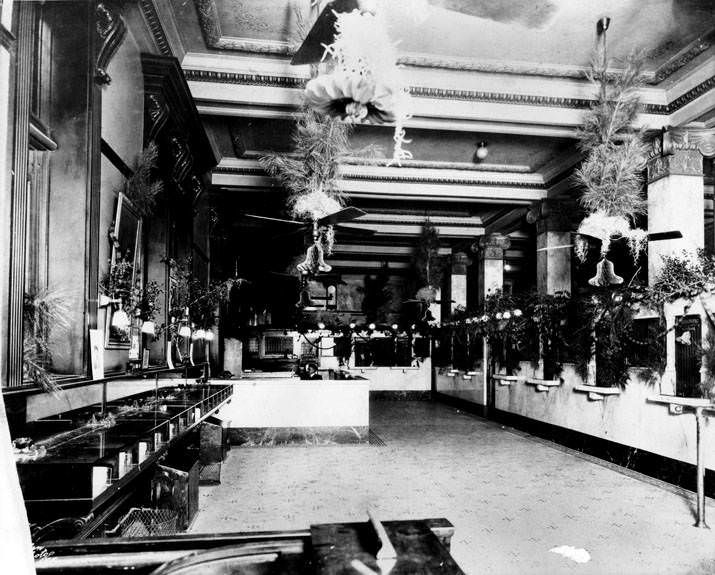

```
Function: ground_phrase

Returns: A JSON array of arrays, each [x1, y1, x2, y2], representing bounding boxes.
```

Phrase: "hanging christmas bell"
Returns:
[[588, 257, 623, 287]]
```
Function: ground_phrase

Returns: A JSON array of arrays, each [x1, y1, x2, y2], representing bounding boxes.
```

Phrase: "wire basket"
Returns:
[[108, 507, 178, 538], [199, 462, 222, 485]]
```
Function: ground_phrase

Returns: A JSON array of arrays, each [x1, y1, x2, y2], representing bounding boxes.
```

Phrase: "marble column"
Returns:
[[472, 233, 511, 303], [646, 128, 715, 282], [527, 199, 574, 295], [450, 251, 470, 313]]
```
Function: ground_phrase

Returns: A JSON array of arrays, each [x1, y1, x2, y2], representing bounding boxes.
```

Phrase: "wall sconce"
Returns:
[[98, 294, 121, 307], [473, 141, 488, 162], [178, 307, 191, 338]]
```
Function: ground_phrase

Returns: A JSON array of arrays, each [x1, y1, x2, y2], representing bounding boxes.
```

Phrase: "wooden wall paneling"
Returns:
[[44, 1, 101, 376]]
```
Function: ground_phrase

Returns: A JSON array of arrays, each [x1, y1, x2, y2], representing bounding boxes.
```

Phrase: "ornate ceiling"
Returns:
[[134, 0, 715, 275]]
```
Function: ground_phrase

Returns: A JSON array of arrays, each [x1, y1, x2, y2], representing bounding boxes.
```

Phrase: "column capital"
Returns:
[[451, 251, 471, 274], [647, 127, 714, 184], [648, 126, 715, 160], [471, 233, 511, 260], [526, 198, 577, 234]]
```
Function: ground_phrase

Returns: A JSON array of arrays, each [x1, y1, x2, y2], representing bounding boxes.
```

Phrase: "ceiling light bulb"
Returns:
[[349, 321, 357, 329], [391, 323, 399, 330], [317, 322, 326, 330], [474, 141, 488, 161], [368, 323, 376, 331]]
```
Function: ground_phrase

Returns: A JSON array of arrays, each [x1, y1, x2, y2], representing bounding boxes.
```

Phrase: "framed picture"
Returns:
[[105, 192, 143, 349]]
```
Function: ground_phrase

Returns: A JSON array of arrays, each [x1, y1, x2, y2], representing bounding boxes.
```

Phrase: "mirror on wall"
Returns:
[[105, 192, 142, 348]]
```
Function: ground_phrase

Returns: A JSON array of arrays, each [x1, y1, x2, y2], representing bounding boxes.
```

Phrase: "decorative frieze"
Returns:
[[647, 149, 704, 184]]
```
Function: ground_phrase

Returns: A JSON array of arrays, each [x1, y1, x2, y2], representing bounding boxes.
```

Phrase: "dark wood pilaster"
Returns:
[[5, 4, 35, 387], [45, 1, 102, 375]]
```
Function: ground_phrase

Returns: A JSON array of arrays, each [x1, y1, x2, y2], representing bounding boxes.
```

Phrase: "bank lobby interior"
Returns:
[[1, 1, 715, 574]]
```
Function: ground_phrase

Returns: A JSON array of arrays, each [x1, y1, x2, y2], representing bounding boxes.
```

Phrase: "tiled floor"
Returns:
[[192, 401, 715, 574]]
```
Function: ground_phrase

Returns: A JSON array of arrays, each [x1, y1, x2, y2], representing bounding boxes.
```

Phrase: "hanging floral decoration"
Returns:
[[574, 22, 648, 279], [411, 221, 445, 303], [261, 108, 351, 256], [304, 4, 412, 165]]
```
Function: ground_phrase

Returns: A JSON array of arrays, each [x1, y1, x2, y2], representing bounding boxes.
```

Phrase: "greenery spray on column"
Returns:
[[574, 18, 648, 285]]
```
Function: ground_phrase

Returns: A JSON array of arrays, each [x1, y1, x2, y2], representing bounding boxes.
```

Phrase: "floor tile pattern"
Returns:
[[192, 401, 715, 575]]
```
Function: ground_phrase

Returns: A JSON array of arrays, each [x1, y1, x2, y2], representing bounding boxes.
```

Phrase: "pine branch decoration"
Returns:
[[260, 107, 350, 220], [575, 47, 647, 221], [124, 142, 164, 217]]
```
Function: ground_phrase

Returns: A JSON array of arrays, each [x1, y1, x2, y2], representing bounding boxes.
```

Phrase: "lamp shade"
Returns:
[[178, 325, 191, 338], [141, 321, 155, 335], [111, 308, 130, 329]]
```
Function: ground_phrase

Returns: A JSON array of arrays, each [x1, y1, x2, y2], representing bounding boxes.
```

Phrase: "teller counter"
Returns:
[[215, 373, 370, 445]]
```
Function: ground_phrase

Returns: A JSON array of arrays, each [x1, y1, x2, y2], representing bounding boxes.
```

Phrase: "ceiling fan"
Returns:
[[245, 206, 374, 306]]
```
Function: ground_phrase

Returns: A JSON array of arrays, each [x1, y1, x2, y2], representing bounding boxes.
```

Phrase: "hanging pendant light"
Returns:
[[141, 321, 156, 335], [588, 257, 623, 287]]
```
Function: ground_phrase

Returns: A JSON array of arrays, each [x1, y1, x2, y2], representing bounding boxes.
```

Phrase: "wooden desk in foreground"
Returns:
[[216, 375, 371, 445]]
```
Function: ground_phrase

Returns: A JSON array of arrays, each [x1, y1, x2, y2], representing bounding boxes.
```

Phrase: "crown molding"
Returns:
[[139, 0, 172, 57], [187, 67, 715, 117]]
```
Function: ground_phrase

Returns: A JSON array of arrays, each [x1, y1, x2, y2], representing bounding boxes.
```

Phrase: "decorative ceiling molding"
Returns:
[[184, 67, 698, 116], [240, 151, 533, 174], [652, 30, 715, 84], [184, 68, 305, 89], [190, 0, 713, 85], [194, 0, 295, 55], [139, 0, 172, 57], [214, 158, 546, 188]]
